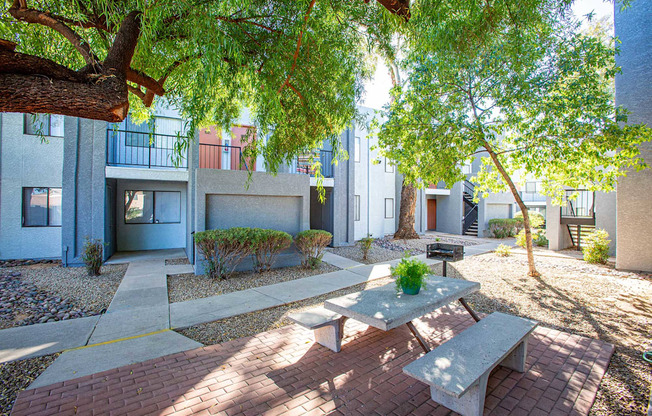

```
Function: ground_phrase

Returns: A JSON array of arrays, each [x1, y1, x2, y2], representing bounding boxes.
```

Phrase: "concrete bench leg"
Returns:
[[500, 337, 529, 372], [430, 374, 489, 416], [313, 318, 346, 352]]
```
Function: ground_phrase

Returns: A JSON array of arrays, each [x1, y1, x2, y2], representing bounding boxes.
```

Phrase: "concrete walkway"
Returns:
[[1, 240, 506, 390]]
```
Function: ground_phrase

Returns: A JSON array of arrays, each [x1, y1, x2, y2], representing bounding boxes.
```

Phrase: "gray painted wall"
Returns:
[[0, 113, 64, 259], [436, 182, 463, 234], [595, 191, 617, 255], [615, 1, 652, 271], [115, 179, 187, 251], [193, 169, 310, 274], [61, 117, 108, 265], [331, 128, 355, 246]]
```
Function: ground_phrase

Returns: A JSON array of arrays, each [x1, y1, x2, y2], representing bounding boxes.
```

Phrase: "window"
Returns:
[[124, 191, 181, 224], [24, 114, 64, 137], [354, 195, 361, 221], [118, 116, 183, 148], [385, 157, 394, 173], [385, 198, 394, 219], [22, 187, 62, 227], [354, 137, 361, 162], [525, 181, 538, 193], [461, 163, 472, 175]]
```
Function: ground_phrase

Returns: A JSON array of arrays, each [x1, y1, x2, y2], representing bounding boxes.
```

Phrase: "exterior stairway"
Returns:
[[462, 180, 479, 236]]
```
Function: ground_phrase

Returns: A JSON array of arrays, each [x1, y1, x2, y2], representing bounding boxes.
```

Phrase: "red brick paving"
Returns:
[[11, 306, 614, 416]]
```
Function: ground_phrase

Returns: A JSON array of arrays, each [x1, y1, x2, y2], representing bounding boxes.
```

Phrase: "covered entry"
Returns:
[[310, 187, 334, 237]]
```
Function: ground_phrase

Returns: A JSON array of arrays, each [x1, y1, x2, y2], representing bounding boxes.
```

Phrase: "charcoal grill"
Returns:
[[426, 243, 464, 277]]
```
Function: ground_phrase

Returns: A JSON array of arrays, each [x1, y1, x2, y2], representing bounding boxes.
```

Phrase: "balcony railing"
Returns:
[[290, 150, 334, 178], [199, 143, 248, 171], [106, 130, 187, 169], [519, 191, 547, 202], [561, 190, 595, 225]]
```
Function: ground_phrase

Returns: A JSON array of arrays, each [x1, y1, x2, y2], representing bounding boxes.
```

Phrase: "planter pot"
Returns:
[[400, 282, 421, 295]]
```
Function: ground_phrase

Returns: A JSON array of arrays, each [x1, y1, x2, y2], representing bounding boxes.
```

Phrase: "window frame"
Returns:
[[22, 187, 62, 227], [384, 198, 394, 219], [23, 114, 64, 137], [354, 195, 361, 221], [385, 157, 394, 173], [354, 136, 361, 163], [525, 181, 538, 193], [124, 190, 182, 225]]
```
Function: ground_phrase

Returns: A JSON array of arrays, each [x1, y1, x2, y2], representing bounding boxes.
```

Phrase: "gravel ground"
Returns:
[[1, 354, 59, 416], [178, 276, 394, 344], [385, 235, 484, 254], [168, 264, 340, 304], [327, 245, 408, 264], [0, 264, 126, 329], [439, 252, 652, 416], [165, 257, 190, 266]]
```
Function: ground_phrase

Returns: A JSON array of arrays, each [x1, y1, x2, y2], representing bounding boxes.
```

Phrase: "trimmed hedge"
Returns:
[[488, 218, 523, 238], [295, 229, 332, 269], [250, 229, 292, 272], [194, 228, 254, 279]]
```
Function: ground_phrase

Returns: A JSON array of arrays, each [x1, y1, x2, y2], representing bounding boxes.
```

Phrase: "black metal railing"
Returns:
[[106, 130, 187, 169], [561, 190, 595, 218], [462, 204, 479, 234], [292, 150, 334, 178], [199, 143, 248, 171]]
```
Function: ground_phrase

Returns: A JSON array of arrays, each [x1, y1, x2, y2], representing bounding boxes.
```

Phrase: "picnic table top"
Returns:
[[324, 275, 480, 331]]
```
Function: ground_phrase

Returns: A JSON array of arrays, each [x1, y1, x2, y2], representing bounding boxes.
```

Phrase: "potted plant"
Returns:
[[392, 256, 430, 295]]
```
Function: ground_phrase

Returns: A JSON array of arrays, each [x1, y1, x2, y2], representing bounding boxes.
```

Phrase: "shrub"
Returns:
[[494, 244, 512, 257], [583, 229, 611, 264], [194, 228, 255, 279], [358, 234, 374, 261], [295, 230, 332, 269], [81, 238, 104, 276], [392, 256, 430, 293], [250, 229, 292, 272], [515, 211, 545, 229], [488, 218, 523, 238], [516, 228, 548, 248]]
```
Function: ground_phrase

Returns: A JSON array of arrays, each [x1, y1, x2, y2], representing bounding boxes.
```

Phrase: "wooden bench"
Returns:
[[288, 307, 346, 352], [403, 312, 538, 416]]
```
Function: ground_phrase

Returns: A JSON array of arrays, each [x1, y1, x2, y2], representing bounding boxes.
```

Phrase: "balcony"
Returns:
[[519, 191, 547, 203], [560, 190, 595, 225], [199, 143, 249, 171], [289, 150, 334, 178], [106, 130, 187, 169]]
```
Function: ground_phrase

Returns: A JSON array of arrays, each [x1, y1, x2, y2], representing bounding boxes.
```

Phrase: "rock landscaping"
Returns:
[[327, 244, 407, 264], [441, 252, 651, 416], [0, 354, 58, 416], [0, 264, 127, 329], [165, 257, 190, 266], [384, 234, 483, 254], [178, 276, 394, 345], [167, 263, 340, 304]]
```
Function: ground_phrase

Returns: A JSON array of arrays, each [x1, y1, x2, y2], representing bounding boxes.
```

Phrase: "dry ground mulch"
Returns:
[[440, 253, 651, 416], [167, 263, 340, 304], [0, 354, 59, 416]]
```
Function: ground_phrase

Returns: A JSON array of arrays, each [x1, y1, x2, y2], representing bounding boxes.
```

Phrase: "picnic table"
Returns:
[[323, 274, 481, 352]]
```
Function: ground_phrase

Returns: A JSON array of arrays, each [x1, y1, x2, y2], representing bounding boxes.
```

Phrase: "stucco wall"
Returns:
[[353, 108, 398, 240], [115, 180, 187, 251], [436, 182, 463, 234], [61, 117, 108, 265], [595, 191, 617, 255], [193, 169, 309, 274], [331, 128, 355, 246], [614, 1, 652, 271], [0, 113, 64, 259]]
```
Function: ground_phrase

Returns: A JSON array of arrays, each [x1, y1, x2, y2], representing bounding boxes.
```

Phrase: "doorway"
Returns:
[[427, 199, 437, 230]]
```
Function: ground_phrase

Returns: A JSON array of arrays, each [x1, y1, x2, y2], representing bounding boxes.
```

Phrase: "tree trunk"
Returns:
[[394, 179, 420, 239], [482, 140, 540, 277]]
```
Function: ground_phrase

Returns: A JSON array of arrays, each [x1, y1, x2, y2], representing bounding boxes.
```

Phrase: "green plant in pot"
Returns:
[[392, 256, 430, 295]]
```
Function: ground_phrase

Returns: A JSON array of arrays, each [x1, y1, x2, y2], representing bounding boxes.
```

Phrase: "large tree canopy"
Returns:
[[1, 0, 410, 171], [376, 2, 651, 275]]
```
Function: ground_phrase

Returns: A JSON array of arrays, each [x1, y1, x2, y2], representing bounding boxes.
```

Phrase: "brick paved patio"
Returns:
[[11, 306, 614, 416]]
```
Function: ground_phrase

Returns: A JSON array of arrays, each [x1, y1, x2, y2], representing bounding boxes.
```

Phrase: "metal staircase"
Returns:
[[567, 224, 596, 249], [462, 180, 479, 236]]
